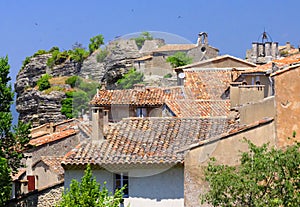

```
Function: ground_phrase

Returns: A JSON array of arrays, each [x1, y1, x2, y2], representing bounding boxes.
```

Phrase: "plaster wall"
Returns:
[[274, 66, 300, 146], [184, 121, 275, 207], [65, 166, 184, 207]]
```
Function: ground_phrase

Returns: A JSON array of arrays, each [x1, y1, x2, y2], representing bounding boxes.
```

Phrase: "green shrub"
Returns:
[[44, 86, 64, 94], [69, 48, 89, 63], [33, 50, 47, 57], [166, 52, 193, 68], [48, 46, 59, 53], [65, 76, 81, 88], [21, 56, 32, 70], [96, 48, 109, 63], [117, 68, 144, 89], [37, 74, 51, 91], [89, 34, 104, 54], [61, 90, 90, 118], [131, 31, 153, 49], [163, 73, 172, 78]]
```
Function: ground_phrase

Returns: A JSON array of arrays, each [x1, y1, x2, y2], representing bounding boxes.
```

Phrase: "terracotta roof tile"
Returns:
[[154, 44, 196, 52], [62, 117, 235, 166], [90, 86, 195, 106], [243, 54, 300, 73], [183, 69, 239, 99], [29, 129, 78, 147], [165, 99, 230, 117]]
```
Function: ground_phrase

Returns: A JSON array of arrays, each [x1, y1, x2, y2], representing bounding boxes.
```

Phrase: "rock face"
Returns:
[[15, 54, 80, 127], [16, 89, 66, 127], [102, 39, 141, 89], [15, 38, 173, 126]]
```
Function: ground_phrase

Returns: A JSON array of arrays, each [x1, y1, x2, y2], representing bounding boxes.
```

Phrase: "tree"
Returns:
[[0, 56, 31, 205], [201, 138, 300, 206], [37, 73, 51, 91], [132, 31, 153, 49], [116, 68, 144, 89], [58, 164, 124, 207], [166, 52, 193, 68], [89, 34, 104, 54]]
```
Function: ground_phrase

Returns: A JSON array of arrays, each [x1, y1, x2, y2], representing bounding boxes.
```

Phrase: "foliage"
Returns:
[[44, 86, 64, 94], [62, 78, 99, 118], [69, 48, 89, 63], [58, 164, 124, 207], [21, 56, 32, 70], [96, 47, 109, 63], [166, 52, 193, 68], [116, 68, 144, 89], [131, 31, 153, 49], [0, 56, 31, 205], [89, 34, 104, 54], [65, 76, 81, 88], [32, 49, 47, 57], [201, 138, 300, 207], [37, 73, 51, 91], [163, 73, 173, 78]]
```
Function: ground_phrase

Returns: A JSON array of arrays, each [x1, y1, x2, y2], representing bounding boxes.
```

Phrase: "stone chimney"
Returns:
[[197, 32, 208, 46], [286, 41, 291, 51], [91, 107, 108, 141]]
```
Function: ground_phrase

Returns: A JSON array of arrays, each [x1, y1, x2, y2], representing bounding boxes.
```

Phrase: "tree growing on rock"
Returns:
[[89, 34, 104, 54], [58, 164, 124, 207], [132, 31, 153, 49], [0, 56, 31, 205], [116, 68, 144, 89], [201, 138, 300, 206]]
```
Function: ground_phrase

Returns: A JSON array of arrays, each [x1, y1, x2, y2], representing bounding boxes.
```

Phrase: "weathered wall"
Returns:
[[187, 45, 218, 62], [230, 85, 265, 108], [243, 74, 272, 97], [29, 133, 79, 164], [274, 66, 300, 147], [32, 162, 62, 189], [239, 96, 275, 125], [184, 120, 275, 207], [64, 165, 184, 207], [8, 182, 63, 207]]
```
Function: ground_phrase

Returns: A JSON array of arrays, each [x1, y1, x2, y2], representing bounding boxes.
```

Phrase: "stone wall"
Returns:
[[8, 182, 63, 207]]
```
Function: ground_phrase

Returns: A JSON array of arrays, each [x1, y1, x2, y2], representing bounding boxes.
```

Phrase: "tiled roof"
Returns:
[[243, 54, 300, 73], [154, 44, 196, 52], [12, 168, 26, 181], [40, 156, 64, 175], [183, 69, 240, 99], [62, 117, 235, 166], [165, 99, 230, 117], [90, 86, 195, 106], [175, 55, 257, 70], [29, 129, 78, 147]]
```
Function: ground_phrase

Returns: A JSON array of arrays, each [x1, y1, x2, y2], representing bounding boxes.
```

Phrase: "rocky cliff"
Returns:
[[15, 38, 168, 126]]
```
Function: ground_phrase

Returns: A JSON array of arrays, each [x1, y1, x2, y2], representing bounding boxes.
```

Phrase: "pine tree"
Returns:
[[0, 56, 31, 205]]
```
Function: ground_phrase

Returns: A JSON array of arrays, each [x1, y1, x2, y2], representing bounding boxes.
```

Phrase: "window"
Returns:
[[136, 108, 147, 117], [114, 173, 129, 198]]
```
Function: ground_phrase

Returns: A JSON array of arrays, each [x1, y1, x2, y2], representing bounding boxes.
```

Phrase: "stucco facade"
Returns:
[[273, 65, 300, 147], [184, 119, 276, 207], [64, 165, 184, 207]]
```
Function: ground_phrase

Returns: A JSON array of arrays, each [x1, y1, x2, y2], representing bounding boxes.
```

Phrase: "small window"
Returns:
[[114, 173, 129, 198], [136, 108, 147, 117]]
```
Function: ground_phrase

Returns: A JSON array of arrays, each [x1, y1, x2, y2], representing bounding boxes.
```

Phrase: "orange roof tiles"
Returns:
[[62, 117, 236, 166], [183, 69, 240, 99], [90, 86, 195, 106], [165, 99, 230, 117], [243, 54, 300, 73], [154, 44, 196, 52], [29, 129, 78, 147]]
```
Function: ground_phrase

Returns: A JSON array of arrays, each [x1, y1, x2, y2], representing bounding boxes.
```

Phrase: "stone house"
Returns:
[[183, 60, 300, 206], [62, 116, 236, 207], [134, 32, 219, 76], [10, 119, 80, 205]]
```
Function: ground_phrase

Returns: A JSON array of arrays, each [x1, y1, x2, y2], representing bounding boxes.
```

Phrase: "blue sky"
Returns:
[[1, 0, 300, 83]]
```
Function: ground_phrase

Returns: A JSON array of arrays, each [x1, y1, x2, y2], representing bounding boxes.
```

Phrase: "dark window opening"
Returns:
[[115, 173, 129, 198]]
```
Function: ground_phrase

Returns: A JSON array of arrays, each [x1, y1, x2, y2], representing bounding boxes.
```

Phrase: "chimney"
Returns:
[[286, 41, 291, 51], [101, 82, 106, 90], [91, 107, 108, 141]]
